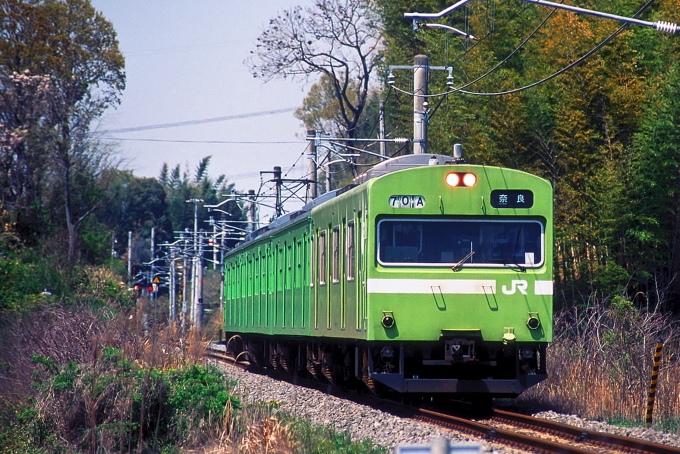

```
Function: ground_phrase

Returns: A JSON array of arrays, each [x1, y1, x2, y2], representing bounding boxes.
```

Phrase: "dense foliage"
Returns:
[[371, 0, 680, 310]]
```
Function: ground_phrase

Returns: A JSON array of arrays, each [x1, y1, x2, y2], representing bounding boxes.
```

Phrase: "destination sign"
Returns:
[[490, 190, 534, 208]]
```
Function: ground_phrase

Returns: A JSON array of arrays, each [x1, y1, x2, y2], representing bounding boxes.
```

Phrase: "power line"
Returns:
[[102, 137, 305, 144], [100, 107, 298, 134]]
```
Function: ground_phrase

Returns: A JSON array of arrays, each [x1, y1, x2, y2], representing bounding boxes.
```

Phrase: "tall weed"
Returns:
[[520, 297, 680, 432]]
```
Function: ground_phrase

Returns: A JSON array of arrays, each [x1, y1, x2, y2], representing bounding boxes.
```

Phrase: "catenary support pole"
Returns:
[[379, 101, 386, 156], [248, 189, 257, 233], [413, 54, 429, 154], [127, 231, 132, 281], [307, 129, 317, 200], [182, 255, 188, 329], [274, 166, 282, 217]]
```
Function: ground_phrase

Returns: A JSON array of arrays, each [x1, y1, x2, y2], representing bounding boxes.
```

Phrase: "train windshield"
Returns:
[[377, 218, 544, 267]]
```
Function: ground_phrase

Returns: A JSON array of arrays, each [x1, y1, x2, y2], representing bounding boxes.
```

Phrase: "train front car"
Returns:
[[364, 155, 553, 398]]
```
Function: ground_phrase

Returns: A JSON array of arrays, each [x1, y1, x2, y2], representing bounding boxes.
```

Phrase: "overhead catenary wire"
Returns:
[[101, 137, 305, 144], [388, 0, 562, 98], [100, 107, 298, 134], [452, 0, 653, 97], [389, 0, 654, 99]]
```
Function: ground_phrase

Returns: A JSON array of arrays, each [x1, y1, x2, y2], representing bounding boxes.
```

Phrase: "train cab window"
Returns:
[[377, 218, 544, 268], [332, 226, 340, 283], [347, 220, 355, 281], [319, 231, 327, 285]]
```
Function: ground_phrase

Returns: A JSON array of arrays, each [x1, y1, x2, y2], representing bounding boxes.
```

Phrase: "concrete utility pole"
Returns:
[[413, 54, 429, 154], [185, 198, 203, 328], [182, 254, 187, 329], [326, 147, 332, 192], [379, 102, 386, 156], [212, 223, 218, 271], [193, 254, 203, 330], [127, 231, 132, 281], [307, 129, 318, 200], [273, 166, 283, 217], [247, 189, 257, 233]]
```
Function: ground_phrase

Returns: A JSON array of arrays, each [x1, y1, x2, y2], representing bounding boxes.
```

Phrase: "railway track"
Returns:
[[405, 406, 680, 454], [206, 343, 680, 454]]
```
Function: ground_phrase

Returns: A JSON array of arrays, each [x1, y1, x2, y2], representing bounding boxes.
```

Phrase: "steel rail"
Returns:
[[414, 407, 596, 454], [494, 409, 680, 454]]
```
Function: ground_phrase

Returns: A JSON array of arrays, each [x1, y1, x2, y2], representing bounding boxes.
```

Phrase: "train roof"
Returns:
[[240, 154, 457, 247]]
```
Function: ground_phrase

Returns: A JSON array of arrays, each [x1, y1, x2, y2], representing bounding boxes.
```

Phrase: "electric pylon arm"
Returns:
[[522, 0, 678, 33], [405, 0, 678, 34], [404, 0, 475, 29]]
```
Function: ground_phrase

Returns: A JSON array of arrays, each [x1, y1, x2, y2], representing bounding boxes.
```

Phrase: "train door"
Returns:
[[260, 249, 266, 328], [238, 256, 244, 327], [224, 263, 231, 327], [331, 225, 340, 329], [340, 220, 347, 330], [276, 243, 283, 328], [247, 254, 253, 327], [285, 241, 292, 328], [346, 219, 357, 331], [300, 235, 307, 329], [358, 210, 367, 332], [317, 229, 328, 330], [266, 244, 272, 329], [294, 238, 303, 329], [253, 252, 258, 327], [310, 230, 317, 329]]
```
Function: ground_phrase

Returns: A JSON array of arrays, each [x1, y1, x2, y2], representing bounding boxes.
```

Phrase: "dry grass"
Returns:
[[520, 298, 680, 432], [0, 301, 385, 453]]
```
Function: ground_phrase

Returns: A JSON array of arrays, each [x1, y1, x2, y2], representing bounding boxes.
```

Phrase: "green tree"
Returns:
[[375, 0, 680, 308], [0, 0, 125, 264], [160, 157, 241, 234]]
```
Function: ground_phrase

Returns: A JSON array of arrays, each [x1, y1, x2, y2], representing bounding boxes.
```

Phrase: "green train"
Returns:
[[223, 153, 553, 398]]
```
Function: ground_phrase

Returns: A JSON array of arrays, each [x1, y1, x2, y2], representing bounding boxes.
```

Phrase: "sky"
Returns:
[[91, 1, 315, 212]]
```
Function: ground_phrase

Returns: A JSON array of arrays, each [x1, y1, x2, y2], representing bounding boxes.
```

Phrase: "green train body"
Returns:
[[223, 154, 553, 397]]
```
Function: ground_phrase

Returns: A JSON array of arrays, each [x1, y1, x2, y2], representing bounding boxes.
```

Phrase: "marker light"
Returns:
[[445, 172, 460, 187], [462, 173, 477, 187], [382, 314, 395, 328], [527, 315, 541, 330], [445, 172, 477, 187]]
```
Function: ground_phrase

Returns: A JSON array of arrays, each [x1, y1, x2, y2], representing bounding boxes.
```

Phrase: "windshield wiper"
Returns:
[[487, 259, 527, 272], [506, 260, 526, 272], [451, 251, 475, 272]]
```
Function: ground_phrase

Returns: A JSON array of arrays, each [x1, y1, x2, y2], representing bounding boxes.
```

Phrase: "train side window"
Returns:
[[319, 230, 327, 286], [347, 220, 355, 281], [332, 226, 340, 283]]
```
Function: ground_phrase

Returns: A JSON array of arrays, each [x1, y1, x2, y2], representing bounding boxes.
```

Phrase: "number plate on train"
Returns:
[[389, 195, 426, 208]]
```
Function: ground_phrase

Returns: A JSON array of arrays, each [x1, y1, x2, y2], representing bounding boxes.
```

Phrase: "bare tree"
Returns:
[[247, 0, 382, 142]]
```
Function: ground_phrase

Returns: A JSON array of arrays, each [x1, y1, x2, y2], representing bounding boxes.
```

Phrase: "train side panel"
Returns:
[[224, 218, 314, 338], [308, 186, 369, 340]]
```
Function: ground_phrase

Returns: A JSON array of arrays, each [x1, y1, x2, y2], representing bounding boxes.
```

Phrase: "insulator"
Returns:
[[393, 138, 410, 144], [654, 21, 679, 34]]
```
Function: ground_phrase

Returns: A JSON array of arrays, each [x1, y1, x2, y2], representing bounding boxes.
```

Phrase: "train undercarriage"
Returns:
[[223, 333, 547, 399]]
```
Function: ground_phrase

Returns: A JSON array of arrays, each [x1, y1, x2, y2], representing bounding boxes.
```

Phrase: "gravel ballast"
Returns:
[[214, 359, 680, 452]]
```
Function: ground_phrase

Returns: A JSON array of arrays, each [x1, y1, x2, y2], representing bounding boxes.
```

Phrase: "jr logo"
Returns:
[[502, 280, 528, 295]]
